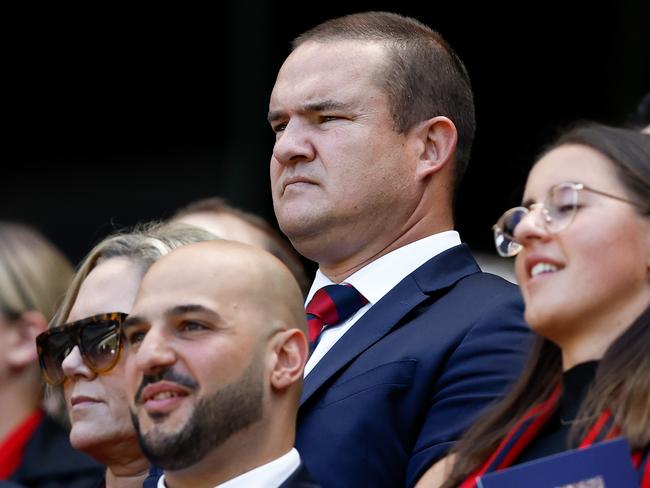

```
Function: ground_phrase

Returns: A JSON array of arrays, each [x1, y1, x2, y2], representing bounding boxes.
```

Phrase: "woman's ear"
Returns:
[[6, 311, 48, 369], [269, 329, 308, 391], [413, 116, 458, 181]]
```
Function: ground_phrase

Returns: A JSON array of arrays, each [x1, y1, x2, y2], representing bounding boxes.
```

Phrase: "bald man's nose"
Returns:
[[135, 327, 176, 375]]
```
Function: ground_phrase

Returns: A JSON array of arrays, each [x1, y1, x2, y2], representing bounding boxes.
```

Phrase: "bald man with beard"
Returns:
[[122, 241, 318, 488]]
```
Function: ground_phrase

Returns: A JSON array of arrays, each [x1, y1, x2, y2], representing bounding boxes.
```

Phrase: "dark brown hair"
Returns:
[[293, 11, 475, 193], [444, 124, 650, 486]]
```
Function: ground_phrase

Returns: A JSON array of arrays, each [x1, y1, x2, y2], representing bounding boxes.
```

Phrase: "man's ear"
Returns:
[[269, 329, 308, 391], [6, 310, 48, 369], [413, 116, 458, 181]]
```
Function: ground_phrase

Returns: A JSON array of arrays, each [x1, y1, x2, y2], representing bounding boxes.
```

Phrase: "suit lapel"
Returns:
[[300, 244, 480, 405]]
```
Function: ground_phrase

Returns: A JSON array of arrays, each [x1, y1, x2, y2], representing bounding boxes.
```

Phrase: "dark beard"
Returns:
[[131, 355, 264, 470]]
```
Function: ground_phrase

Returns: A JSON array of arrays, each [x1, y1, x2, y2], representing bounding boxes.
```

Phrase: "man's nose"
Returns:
[[135, 327, 176, 376], [272, 119, 316, 166]]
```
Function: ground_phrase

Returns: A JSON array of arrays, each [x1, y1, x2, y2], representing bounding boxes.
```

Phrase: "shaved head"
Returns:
[[124, 240, 308, 482], [134, 240, 306, 337]]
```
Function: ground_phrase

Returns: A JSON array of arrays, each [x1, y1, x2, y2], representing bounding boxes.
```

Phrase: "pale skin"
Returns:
[[61, 257, 150, 488], [514, 145, 650, 370], [0, 310, 48, 441], [269, 40, 458, 282], [415, 144, 650, 487], [124, 241, 308, 488]]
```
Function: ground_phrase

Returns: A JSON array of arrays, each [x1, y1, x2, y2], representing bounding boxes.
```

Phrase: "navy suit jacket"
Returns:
[[296, 244, 532, 488], [278, 462, 320, 488]]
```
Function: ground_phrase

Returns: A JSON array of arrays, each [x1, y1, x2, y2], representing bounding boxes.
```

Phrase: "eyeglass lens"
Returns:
[[493, 183, 580, 257], [37, 315, 123, 385]]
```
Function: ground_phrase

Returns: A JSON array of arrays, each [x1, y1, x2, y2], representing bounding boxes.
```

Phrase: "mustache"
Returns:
[[135, 368, 199, 405]]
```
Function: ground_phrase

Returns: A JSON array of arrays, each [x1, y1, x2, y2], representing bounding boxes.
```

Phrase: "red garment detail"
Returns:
[[306, 288, 338, 342], [461, 388, 648, 487], [0, 409, 44, 479]]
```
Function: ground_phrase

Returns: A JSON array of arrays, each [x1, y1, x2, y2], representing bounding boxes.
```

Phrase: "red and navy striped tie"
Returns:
[[306, 284, 368, 347]]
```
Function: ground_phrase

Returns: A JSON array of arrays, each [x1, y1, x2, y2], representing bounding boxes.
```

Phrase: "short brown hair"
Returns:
[[293, 11, 476, 192]]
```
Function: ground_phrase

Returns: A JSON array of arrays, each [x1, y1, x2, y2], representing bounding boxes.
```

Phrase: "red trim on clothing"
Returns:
[[496, 386, 562, 470], [461, 386, 649, 487], [0, 409, 44, 479], [578, 410, 612, 447], [459, 384, 562, 488]]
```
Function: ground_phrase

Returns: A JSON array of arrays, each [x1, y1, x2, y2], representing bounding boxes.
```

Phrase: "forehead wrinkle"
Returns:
[[123, 315, 145, 330]]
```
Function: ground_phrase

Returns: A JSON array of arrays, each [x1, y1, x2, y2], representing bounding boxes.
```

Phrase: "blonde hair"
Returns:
[[51, 221, 216, 327], [0, 221, 73, 321]]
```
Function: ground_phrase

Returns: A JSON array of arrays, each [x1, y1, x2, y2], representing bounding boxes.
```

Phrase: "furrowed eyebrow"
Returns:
[[122, 305, 221, 331], [303, 100, 350, 113], [165, 304, 214, 317], [521, 198, 536, 208], [267, 100, 352, 123], [267, 110, 285, 124], [123, 316, 145, 330]]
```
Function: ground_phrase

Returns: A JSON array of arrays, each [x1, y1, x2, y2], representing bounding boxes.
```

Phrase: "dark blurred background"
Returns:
[[3, 1, 649, 270]]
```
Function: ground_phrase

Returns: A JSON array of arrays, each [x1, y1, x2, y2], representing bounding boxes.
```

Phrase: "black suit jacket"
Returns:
[[297, 244, 532, 487]]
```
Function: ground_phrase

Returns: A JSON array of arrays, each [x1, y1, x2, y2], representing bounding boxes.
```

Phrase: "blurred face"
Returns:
[[61, 257, 143, 454], [514, 145, 650, 345], [124, 251, 267, 470], [0, 312, 13, 382], [269, 41, 421, 265], [175, 212, 271, 250]]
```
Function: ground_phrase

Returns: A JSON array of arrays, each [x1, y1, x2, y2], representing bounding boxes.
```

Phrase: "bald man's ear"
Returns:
[[413, 116, 457, 181], [269, 329, 308, 391], [7, 311, 48, 370]]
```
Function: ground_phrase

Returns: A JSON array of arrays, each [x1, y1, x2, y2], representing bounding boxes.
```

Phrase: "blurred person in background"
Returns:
[[170, 197, 310, 295], [418, 124, 650, 486], [0, 221, 104, 486], [36, 222, 215, 488]]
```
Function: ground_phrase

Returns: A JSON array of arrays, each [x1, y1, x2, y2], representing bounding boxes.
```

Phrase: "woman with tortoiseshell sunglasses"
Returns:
[[37, 222, 215, 488]]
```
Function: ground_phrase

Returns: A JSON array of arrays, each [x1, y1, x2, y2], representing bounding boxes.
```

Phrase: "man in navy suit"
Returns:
[[268, 11, 532, 488], [123, 241, 319, 488]]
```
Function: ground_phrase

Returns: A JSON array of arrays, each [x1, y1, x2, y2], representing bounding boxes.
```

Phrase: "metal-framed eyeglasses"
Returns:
[[492, 181, 648, 257]]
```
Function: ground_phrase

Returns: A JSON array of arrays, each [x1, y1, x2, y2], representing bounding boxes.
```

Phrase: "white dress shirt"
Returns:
[[156, 448, 301, 488], [304, 231, 461, 376]]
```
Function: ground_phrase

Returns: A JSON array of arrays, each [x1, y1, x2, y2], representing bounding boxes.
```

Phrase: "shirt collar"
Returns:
[[157, 448, 300, 488], [306, 231, 461, 304]]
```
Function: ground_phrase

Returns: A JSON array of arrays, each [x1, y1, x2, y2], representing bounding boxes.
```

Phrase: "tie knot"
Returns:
[[306, 284, 368, 343]]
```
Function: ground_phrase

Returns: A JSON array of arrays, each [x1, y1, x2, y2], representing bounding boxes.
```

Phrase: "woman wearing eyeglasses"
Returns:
[[416, 124, 650, 487], [0, 221, 104, 487], [36, 222, 215, 488]]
